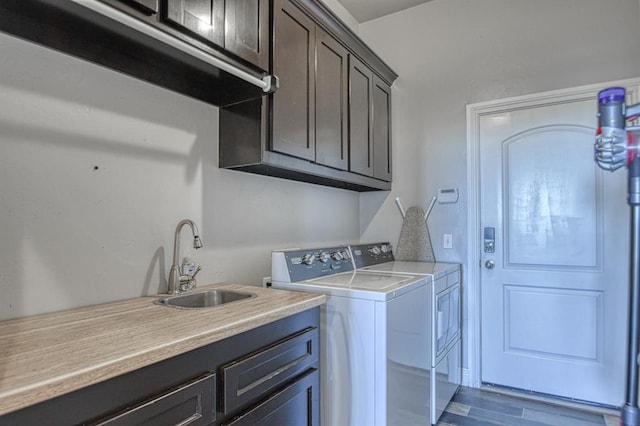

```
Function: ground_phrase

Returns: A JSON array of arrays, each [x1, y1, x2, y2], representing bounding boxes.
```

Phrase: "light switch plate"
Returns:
[[443, 234, 453, 249]]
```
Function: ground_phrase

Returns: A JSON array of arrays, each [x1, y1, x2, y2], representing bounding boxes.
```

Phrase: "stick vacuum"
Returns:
[[596, 87, 640, 426]]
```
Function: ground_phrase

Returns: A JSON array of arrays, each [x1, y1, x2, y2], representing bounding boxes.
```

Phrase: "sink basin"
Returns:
[[155, 289, 256, 309]]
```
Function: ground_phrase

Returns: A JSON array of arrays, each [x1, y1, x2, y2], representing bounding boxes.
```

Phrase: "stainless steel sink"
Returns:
[[154, 289, 256, 309]]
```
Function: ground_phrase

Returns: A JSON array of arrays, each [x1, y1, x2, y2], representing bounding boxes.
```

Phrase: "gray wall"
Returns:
[[2, 0, 639, 330], [358, 0, 640, 371], [321, 0, 360, 33], [0, 33, 359, 320]]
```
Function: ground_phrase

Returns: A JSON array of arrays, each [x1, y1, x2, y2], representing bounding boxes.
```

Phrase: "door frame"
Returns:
[[465, 77, 640, 388]]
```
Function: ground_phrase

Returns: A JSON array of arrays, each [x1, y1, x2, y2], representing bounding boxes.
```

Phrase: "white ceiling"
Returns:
[[336, 0, 434, 23]]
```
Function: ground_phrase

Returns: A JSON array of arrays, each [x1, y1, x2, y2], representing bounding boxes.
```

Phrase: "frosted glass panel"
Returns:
[[505, 128, 599, 268]]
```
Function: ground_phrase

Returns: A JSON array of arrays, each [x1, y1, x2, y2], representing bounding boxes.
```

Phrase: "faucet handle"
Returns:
[[188, 266, 202, 291], [191, 265, 202, 280], [179, 277, 195, 292], [178, 266, 202, 292]]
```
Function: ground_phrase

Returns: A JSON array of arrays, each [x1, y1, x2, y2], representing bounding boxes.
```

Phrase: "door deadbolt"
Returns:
[[485, 260, 495, 269], [484, 227, 495, 253]]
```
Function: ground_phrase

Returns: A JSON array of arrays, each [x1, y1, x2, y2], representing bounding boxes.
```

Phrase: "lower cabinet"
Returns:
[[0, 308, 320, 426], [219, 328, 318, 414], [93, 374, 217, 425], [222, 369, 319, 426]]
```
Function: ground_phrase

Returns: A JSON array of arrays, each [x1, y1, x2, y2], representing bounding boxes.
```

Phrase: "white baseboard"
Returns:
[[461, 367, 473, 387]]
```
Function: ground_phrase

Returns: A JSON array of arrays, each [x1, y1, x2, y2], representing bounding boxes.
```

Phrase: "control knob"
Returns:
[[380, 244, 390, 253], [331, 251, 343, 261], [370, 246, 381, 255], [319, 252, 331, 263], [302, 253, 315, 265]]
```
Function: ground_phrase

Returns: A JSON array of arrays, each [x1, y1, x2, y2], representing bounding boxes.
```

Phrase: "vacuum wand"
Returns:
[[627, 158, 640, 426], [596, 87, 640, 426]]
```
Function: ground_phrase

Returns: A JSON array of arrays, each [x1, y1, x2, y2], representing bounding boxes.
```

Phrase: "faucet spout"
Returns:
[[168, 219, 203, 294]]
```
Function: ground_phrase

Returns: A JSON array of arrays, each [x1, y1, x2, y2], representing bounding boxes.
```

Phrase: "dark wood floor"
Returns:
[[437, 387, 619, 426]]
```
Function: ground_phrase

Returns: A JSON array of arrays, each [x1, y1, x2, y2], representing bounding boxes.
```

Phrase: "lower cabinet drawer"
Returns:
[[92, 373, 216, 426], [219, 327, 319, 414], [221, 368, 319, 426]]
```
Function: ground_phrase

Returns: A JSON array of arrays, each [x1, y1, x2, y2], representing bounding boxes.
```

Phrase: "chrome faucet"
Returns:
[[168, 219, 203, 294]]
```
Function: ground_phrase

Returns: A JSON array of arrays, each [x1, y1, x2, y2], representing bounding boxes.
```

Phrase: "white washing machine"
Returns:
[[271, 246, 431, 426], [351, 243, 462, 426]]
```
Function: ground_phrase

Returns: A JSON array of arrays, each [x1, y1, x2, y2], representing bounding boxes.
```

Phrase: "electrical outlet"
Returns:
[[262, 276, 271, 287], [443, 234, 453, 249]]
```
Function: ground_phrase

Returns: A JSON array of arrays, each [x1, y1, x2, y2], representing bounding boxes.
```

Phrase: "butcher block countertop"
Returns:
[[0, 283, 325, 416]]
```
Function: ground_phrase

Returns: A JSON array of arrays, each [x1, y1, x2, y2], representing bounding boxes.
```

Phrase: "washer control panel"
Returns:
[[272, 246, 353, 282], [350, 242, 395, 268]]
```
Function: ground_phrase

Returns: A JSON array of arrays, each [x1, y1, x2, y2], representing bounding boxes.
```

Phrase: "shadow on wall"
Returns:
[[0, 31, 363, 319], [0, 110, 197, 317], [142, 247, 167, 295], [0, 32, 217, 320], [200, 157, 362, 286], [359, 191, 391, 235], [199, 92, 361, 286]]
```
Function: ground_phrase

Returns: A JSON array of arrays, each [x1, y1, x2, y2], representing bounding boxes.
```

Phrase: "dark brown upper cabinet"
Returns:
[[372, 75, 392, 181], [271, 0, 316, 161], [119, 0, 158, 14], [348, 56, 392, 182], [164, 0, 225, 47], [315, 29, 349, 171], [272, 0, 349, 171], [0, 1, 273, 107], [219, 0, 397, 191], [225, 0, 269, 70], [349, 55, 373, 177], [163, 0, 269, 70]]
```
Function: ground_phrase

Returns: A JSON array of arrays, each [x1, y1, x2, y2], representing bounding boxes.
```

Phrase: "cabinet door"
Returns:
[[372, 75, 392, 181], [315, 29, 348, 171], [117, 0, 158, 14], [222, 369, 319, 426], [225, 0, 269, 69], [272, 0, 316, 161], [165, 0, 225, 47], [220, 327, 318, 414], [348, 55, 373, 176], [92, 374, 216, 426]]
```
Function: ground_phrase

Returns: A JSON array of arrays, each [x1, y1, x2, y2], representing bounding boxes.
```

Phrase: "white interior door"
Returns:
[[479, 87, 633, 406]]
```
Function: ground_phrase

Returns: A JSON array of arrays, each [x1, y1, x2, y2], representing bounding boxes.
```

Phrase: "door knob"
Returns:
[[485, 260, 495, 269]]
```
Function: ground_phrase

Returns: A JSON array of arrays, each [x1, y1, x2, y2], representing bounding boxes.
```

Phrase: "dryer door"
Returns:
[[434, 284, 460, 363]]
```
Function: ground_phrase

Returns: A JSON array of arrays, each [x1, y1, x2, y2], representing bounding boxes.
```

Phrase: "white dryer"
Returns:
[[271, 246, 432, 426], [351, 243, 462, 426]]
